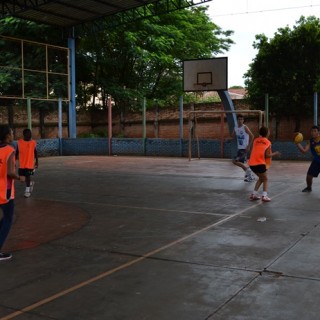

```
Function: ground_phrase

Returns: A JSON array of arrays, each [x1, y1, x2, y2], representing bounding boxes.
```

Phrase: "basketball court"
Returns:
[[1, 155, 320, 319]]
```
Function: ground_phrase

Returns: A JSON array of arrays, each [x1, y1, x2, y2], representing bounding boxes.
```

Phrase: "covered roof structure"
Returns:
[[0, 0, 214, 139], [0, 0, 212, 28]]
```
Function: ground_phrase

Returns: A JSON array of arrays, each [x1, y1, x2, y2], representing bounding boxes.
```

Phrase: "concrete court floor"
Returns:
[[0, 155, 319, 320]]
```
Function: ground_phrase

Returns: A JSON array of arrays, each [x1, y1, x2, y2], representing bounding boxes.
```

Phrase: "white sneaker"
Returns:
[[24, 191, 31, 198], [262, 195, 271, 202]]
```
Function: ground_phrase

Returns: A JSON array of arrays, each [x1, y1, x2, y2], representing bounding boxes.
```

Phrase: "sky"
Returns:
[[205, 0, 320, 87]]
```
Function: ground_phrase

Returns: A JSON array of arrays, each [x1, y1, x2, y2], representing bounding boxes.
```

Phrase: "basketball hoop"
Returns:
[[193, 82, 209, 91]]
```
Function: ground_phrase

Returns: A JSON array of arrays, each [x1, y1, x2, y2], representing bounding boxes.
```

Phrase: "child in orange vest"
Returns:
[[0, 125, 22, 261], [248, 126, 281, 202], [16, 129, 38, 198]]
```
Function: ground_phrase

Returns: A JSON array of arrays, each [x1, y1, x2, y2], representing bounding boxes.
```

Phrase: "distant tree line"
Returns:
[[245, 16, 320, 131]]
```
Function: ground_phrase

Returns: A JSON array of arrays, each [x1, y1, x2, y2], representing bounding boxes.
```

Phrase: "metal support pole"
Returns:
[[179, 95, 183, 157], [314, 92, 318, 126], [58, 98, 62, 155], [27, 98, 32, 130], [220, 112, 224, 158], [68, 30, 76, 138], [142, 97, 146, 155], [58, 98, 62, 138], [265, 93, 269, 127], [108, 97, 113, 156]]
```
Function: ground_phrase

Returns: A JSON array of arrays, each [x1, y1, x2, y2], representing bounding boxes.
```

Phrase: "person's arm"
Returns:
[[7, 152, 21, 180], [296, 142, 310, 153], [245, 125, 254, 151], [265, 146, 281, 158], [34, 148, 38, 168]]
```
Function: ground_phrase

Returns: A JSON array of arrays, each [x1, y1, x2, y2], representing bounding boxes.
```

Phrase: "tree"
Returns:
[[0, 18, 67, 99], [0, 8, 234, 115], [245, 16, 320, 133], [76, 6, 233, 111]]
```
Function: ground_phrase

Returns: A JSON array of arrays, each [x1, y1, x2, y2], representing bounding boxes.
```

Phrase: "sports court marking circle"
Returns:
[[4, 199, 90, 252]]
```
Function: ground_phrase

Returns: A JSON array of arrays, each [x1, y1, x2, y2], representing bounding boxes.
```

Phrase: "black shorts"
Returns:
[[307, 160, 320, 177], [250, 164, 267, 174], [18, 168, 35, 177]]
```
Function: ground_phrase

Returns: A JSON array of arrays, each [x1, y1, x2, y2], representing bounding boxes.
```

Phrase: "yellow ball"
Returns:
[[294, 132, 303, 144]]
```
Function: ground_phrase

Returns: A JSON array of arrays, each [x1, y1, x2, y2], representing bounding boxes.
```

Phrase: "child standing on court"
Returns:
[[16, 128, 38, 198], [296, 125, 320, 192], [248, 126, 280, 202], [0, 125, 22, 261], [232, 114, 255, 182]]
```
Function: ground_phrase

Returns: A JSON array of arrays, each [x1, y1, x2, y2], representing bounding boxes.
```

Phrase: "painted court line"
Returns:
[[48, 198, 227, 217], [0, 188, 293, 320]]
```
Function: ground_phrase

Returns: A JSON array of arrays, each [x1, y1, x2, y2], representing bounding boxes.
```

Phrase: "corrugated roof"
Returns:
[[0, 0, 158, 28], [0, 0, 212, 28]]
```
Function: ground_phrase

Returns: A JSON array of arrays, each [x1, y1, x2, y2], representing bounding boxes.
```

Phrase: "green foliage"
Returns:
[[76, 6, 233, 111], [0, 18, 68, 99], [183, 92, 221, 104], [78, 130, 108, 138], [0, 10, 233, 112], [245, 16, 320, 130]]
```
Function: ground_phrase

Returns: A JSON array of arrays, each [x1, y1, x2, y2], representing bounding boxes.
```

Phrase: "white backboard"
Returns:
[[183, 57, 228, 92]]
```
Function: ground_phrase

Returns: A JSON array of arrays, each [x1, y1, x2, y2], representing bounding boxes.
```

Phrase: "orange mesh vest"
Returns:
[[248, 137, 271, 166], [0, 145, 15, 204], [18, 139, 36, 169]]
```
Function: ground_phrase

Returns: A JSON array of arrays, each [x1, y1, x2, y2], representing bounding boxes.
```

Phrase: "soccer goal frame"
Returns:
[[188, 109, 265, 160]]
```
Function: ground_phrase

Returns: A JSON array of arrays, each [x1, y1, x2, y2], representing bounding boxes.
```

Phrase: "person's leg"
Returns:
[[25, 175, 31, 188], [234, 150, 254, 181], [232, 159, 247, 171], [24, 172, 32, 197], [250, 172, 262, 200], [233, 150, 247, 171], [259, 172, 268, 193], [254, 178, 263, 192], [257, 172, 271, 201], [0, 199, 14, 256], [302, 161, 317, 192], [249, 165, 268, 200], [306, 174, 313, 188]]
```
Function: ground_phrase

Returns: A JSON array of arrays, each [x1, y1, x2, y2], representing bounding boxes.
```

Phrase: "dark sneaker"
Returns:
[[302, 187, 312, 192], [0, 252, 12, 261]]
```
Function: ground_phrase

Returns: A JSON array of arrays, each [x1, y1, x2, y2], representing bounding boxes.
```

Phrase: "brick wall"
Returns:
[[1, 100, 316, 140]]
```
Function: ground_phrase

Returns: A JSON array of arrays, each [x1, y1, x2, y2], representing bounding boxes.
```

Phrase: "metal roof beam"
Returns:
[[94, 0, 213, 28], [0, 0, 212, 28], [1, 0, 51, 15]]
